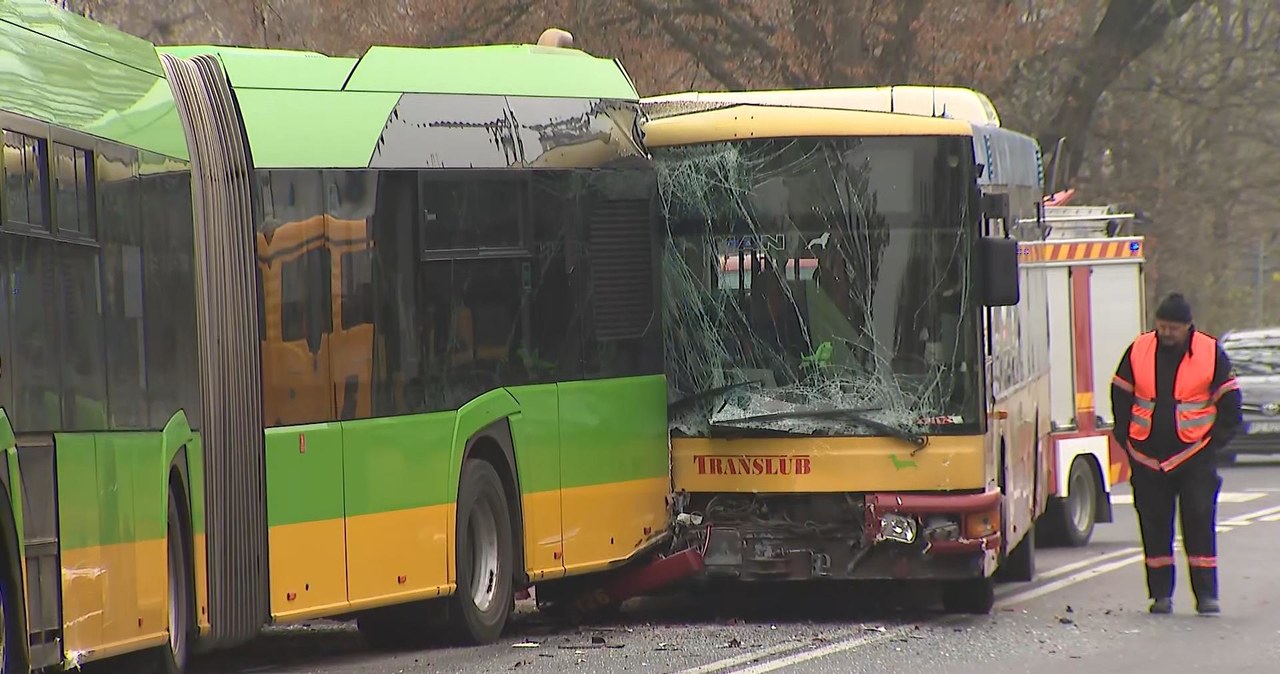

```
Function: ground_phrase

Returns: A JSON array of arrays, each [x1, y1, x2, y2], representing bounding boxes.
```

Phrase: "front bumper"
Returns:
[[679, 488, 1003, 581]]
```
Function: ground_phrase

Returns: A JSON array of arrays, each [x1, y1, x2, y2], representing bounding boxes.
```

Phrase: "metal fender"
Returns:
[[1054, 435, 1111, 497]]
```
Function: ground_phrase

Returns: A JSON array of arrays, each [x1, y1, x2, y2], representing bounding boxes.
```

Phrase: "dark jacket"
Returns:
[[1111, 329, 1243, 470]]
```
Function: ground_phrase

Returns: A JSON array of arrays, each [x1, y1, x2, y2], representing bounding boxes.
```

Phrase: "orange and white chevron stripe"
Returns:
[[1023, 238, 1143, 263]]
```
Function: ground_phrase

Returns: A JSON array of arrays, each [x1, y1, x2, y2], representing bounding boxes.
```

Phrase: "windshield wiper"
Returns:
[[713, 407, 930, 453], [669, 379, 760, 414]]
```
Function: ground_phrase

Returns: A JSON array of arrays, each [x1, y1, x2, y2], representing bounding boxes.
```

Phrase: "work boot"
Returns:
[[1196, 597, 1220, 615], [1149, 597, 1173, 614]]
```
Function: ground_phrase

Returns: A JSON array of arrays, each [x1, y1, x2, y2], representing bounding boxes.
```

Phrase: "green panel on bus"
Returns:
[[54, 433, 173, 550], [232, 89, 400, 168], [156, 46, 357, 91], [264, 423, 345, 527], [0, 0, 163, 76], [340, 412, 456, 517], [506, 385, 562, 495], [558, 375, 669, 489]]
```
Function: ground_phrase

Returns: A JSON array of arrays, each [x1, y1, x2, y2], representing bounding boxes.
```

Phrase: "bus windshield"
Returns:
[[657, 135, 982, 438]]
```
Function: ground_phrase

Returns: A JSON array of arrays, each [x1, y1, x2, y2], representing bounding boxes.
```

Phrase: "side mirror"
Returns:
[[979, 236, 1020, 307]]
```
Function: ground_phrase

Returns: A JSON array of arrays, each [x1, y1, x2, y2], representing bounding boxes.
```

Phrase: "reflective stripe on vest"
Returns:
[[1120, 331, 1236, 472]]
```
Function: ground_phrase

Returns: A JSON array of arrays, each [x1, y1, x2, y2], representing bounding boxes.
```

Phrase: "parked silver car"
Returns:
[[1219, 327, 1280, 463]]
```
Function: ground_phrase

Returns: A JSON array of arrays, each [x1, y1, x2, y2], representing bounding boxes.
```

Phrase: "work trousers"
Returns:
[[1130, 457, 1222, 601]]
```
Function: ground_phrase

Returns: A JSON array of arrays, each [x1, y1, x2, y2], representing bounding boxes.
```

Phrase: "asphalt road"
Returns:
[[178, 457, 1280, 674]]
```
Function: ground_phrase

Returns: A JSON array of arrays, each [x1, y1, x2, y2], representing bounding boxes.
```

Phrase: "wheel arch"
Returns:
[[452, 392, 527, 589], [1053, 434, 1111, 497]]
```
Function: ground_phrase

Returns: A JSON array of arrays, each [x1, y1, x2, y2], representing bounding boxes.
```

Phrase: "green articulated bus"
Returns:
[[0, 2, 671, 671]]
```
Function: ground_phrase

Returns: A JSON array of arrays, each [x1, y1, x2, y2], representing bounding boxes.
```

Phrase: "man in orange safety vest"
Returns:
[[1110, 293, 1242, 615]]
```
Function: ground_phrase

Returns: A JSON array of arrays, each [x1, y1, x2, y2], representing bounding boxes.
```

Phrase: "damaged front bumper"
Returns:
[[676, 488, 1003, 581]]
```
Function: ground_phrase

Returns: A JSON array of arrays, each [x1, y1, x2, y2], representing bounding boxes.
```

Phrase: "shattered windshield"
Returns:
[[656, 135, 981, 438]]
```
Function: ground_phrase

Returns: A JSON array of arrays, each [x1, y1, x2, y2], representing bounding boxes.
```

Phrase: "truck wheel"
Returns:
[[941, 577, 995, 614], [449, 460, 514, 645], [1058, 459, 1098, 548]]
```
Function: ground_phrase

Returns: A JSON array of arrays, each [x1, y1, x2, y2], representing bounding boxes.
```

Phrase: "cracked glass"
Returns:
[[657, 135, 982, 439]]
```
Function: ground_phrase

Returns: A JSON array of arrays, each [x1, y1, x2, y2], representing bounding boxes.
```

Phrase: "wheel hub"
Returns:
[[469, 499, 501, 613]]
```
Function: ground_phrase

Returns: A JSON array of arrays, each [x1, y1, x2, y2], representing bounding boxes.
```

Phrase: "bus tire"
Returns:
[[132, 494, 194, 674], [940, 577, 995, 615], [160, 495, 194, 673], [449, 459, 514, 645], [0, 550, 25, 674]]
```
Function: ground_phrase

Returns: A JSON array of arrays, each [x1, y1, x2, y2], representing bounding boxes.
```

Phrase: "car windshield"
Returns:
[[656, 135, 981, 438], [1226, 345, 1280, 376]]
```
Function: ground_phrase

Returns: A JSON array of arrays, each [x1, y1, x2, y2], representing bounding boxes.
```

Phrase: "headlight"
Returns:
[[878, 513, 918, 544]]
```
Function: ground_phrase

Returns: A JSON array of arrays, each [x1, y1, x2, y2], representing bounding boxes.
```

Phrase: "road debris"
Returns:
[[513, 641, 541, 649], [557, 635, 623, 650]]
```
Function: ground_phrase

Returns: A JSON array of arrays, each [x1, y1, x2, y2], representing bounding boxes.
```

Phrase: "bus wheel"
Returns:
[[449, 460, 514, 645], [0, 555, 25, 674], [941, 577, 995, 615], [136, 495, 194, 674], [159, 496, 194, 673]]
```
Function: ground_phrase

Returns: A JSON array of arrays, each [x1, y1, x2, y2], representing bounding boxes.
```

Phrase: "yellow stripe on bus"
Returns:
[[61, 539, 169, 664], [523, 489, 567, 582], [671, 435, 986, 493], [266, 477, 669, 621], [559, 477, 670, 577], [195, 533, 210, 635]]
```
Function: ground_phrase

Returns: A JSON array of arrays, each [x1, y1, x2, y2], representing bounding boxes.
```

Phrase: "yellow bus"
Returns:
[[645, 92, 1050, 612]]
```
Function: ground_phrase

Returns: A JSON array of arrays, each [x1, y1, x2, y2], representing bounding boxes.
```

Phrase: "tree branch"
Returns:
[[623, 0, 745, 89]]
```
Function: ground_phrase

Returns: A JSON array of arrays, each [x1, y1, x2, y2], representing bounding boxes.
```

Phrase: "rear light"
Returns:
[[964, 508, 1000, 539]]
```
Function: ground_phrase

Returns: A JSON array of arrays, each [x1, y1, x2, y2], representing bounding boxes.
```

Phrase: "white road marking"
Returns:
[[997, 547, 1140, 595], [672, 630, 867, 674], [995, 553, 1143, 607], [686, 499, 1280, 674], [1221, 503, 1280, 526], [725, 628, 912, 674], [1110, 491, 1263, 505]]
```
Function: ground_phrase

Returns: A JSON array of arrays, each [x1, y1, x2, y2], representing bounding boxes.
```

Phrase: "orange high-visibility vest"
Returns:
[[1113, 331, 1237, 472]]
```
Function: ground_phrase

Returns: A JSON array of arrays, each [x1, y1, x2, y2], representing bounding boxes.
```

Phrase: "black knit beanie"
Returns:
[[1155, 292, 1193, 324]]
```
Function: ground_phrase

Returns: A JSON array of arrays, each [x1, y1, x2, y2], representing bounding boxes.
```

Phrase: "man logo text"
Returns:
[[694, 455, 812, 476]]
